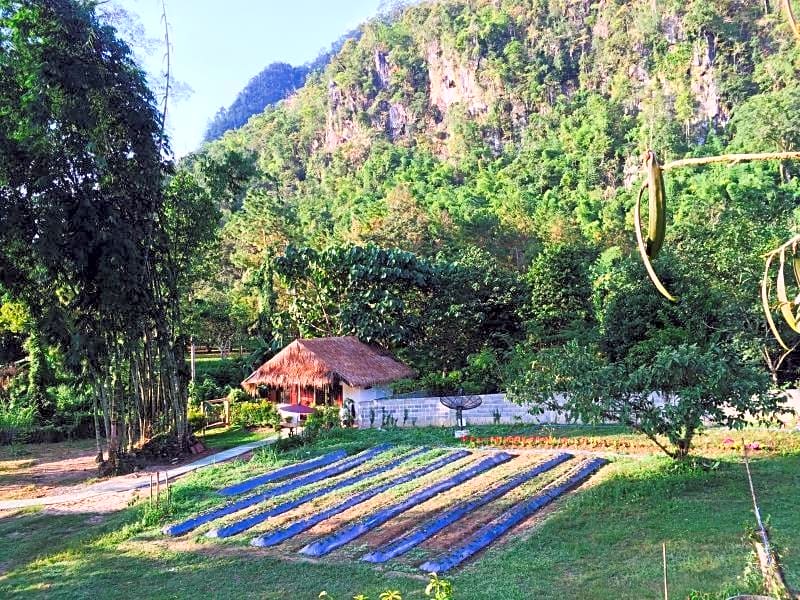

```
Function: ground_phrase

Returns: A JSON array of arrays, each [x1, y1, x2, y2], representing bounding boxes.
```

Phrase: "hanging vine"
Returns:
[[634, 150, 800, 350], [636, 1, 800, 353]]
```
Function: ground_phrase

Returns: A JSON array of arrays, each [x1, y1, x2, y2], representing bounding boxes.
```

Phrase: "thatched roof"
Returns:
[[241, 336, 416, 392]]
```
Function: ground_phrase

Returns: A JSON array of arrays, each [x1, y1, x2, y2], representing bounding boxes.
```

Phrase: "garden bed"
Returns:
[[1, 426, 797, 598]]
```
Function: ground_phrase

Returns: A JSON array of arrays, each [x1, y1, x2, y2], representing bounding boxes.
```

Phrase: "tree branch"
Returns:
[[158, 0, 170, 155], [662, 151, 800, 171], [783, 0, 800, 42]]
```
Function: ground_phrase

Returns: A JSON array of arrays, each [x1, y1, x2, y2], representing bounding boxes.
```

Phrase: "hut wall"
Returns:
[[342, 384, 390, 406], [284, 384, 343, 406], [288, 385, 314, 405]]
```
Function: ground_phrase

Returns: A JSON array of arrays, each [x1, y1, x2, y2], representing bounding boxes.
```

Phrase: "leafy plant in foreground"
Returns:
[[318, 573, 454, 600]]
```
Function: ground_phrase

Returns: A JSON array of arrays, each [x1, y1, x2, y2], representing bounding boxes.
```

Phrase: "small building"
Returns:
[[241, 336, 416, 407]]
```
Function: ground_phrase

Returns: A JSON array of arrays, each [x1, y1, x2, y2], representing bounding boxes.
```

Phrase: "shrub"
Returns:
[[389, 378, 420, 395], [227, 388, 249, 403], [194, 357, 249, 388], [420, 371, 481, 396], [274, 434, 308, 452], [319, 573, 453, 600], [188, 377, 222, 406], [0, 400, 35, 444], [51, 383, 92, 413], [187, 406, 206, 432], [320, 406, 342, 428], [230, 400, 281, 429]]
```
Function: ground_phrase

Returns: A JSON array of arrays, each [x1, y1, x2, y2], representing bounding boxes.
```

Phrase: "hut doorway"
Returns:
[[287, 383, 343, 407]]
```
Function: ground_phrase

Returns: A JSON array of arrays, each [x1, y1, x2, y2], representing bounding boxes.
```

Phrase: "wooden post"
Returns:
[[165, 472, 171, 506], [149, 473, 154, 506], [662, 542, 668, 600], [156, 471, 161, 504]]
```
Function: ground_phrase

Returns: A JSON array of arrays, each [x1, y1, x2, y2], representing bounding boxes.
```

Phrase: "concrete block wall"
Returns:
[[353, 393, 573, 428], [780, 390, 800, 426], [353, 390, 800, 429]]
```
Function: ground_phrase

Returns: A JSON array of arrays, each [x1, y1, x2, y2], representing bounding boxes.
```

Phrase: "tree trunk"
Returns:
[[92, 388, 103, 463]]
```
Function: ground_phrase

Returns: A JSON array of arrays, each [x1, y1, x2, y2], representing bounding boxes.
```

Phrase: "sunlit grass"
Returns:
[[0, 427, 797, 599]]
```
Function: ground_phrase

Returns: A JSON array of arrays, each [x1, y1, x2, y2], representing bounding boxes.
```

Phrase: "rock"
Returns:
[[374, 49, 390, 88]]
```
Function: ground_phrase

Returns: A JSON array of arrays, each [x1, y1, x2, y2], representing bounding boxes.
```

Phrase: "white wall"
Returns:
[[353, 391, 800, 429], [353, 393, 573, 428], [342, 384, 391, 405], [780, 389, 800, 426]]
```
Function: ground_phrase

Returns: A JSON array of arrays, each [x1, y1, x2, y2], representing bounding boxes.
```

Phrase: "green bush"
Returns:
[[230, 400, 281, 429], [273, 406, 340, 451], [391, 370, 491, 398], [389, 378, 420, 395], [0, 400, 35, 444], [305, 405, 340, 432], [50, 410, 95, 439], [187, 406, 206, 432], [227, 388, 249, 403], [419, 371, 481, 396], [193, 357, 249, 388], [319, 573, 453, 599], [274, 434, 308, 452], [188, 377, 223, 406]]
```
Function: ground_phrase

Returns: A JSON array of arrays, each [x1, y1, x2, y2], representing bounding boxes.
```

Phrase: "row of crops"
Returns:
[[163, 445, 607, 572]]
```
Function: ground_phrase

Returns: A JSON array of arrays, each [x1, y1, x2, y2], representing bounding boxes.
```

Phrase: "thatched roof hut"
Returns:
[[241, 336, 415, 394]]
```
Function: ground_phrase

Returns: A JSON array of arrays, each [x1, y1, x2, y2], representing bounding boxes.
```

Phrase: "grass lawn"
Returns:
[[199, 426, 277, 451], [0, 425, 797, 599]]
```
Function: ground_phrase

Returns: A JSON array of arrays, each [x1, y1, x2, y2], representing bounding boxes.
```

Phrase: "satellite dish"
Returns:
[[439, 392, 482, 429]]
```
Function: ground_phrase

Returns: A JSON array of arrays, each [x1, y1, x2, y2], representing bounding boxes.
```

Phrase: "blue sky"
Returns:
[[120, 0, 381, 156]]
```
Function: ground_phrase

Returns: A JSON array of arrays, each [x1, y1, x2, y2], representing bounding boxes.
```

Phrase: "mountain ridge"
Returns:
[[193, 0, 799, 267]]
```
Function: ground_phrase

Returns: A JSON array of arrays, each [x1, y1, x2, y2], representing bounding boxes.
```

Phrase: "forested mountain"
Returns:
[[203, 31, 361, 142], [198, 0, 798, 257], [175, 0, 800, 418], [203, 63, 309, 142]]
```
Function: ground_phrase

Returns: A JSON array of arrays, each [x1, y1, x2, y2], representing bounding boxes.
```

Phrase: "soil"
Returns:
[[0, 438, 216, 505], [194, 448, 442, 539], [241, 449, 605, 569], [198, 449, 603, 567], [422, 457, 612, 567], [412, 454, 568, 552], [0, 440, 100, 500], [289, 452, 479, 552], [350, 452, 564, 556]]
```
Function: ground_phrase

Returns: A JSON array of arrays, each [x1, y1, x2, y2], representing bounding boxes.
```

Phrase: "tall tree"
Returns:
[[0, 0, 188, 468]]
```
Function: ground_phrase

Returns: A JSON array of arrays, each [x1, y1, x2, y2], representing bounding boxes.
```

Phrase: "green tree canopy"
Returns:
[[0, 0, 193, 465]]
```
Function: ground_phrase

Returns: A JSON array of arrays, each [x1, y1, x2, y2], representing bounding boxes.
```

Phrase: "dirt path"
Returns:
[[0, 436, 276, 513], [0, 439, 100, 500]]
